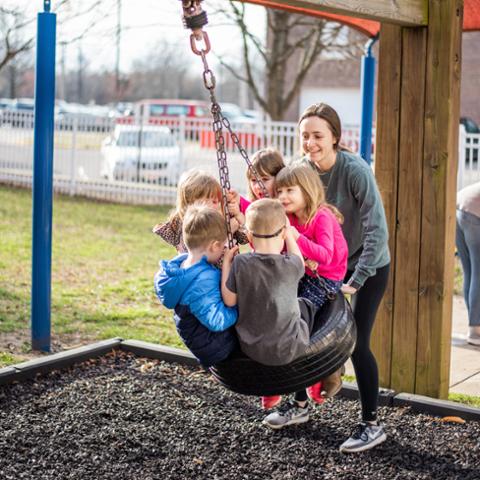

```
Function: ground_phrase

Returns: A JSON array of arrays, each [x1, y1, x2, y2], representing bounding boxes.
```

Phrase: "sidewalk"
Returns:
[[344, 294, 480, 397]]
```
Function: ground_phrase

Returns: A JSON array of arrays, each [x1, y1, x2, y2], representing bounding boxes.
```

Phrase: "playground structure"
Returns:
[[28, 0, 480, 400]]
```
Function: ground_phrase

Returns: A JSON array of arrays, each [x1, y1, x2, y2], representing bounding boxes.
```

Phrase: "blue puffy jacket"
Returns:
[[154, 254, 238, 366]]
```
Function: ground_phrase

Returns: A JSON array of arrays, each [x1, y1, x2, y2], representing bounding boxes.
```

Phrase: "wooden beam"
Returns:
[[416, 0, 463, 399], [249, 0, 428, 26], [374, 0, 462, 399], [390, 27, 427, 393], [371, 23, 402, 388]]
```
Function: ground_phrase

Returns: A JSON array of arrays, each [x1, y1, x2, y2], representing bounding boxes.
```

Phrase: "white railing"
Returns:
[[0, 110, 477, 204], [458, 125, 480, 190]]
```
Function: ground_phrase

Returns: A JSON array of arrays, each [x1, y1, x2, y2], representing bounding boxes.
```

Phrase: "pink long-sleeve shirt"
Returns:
[[239, 195, 251, 214], [289, 207, 348, 281]]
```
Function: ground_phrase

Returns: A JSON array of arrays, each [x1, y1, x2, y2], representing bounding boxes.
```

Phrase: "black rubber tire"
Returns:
[[209, 293, 356, 396]]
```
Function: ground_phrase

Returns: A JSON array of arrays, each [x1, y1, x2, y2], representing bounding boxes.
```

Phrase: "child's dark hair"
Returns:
[[246, 148, 285, 201]]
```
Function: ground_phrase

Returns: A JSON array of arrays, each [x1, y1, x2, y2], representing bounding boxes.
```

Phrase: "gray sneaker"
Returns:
[[262, 401, 309, 430], [339, 422, 387, 453]]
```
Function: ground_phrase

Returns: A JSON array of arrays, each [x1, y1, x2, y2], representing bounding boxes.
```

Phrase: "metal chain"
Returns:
[[197, 41, 234, 247], [183, 5, 270, 246]]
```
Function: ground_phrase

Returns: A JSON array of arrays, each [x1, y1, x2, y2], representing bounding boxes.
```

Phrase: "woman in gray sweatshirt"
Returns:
[[298, 103, 390, 454]]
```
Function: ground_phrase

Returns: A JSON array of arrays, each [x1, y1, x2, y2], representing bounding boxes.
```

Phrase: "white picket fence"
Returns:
[[0, 111, 478, 205]]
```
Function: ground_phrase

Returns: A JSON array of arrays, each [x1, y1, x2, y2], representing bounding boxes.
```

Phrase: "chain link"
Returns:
[[184, 22, 270, 248]]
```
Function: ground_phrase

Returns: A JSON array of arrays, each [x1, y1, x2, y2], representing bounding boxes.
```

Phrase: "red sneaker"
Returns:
[[307, 382, 325, 405], [261, 395, 282, 409]]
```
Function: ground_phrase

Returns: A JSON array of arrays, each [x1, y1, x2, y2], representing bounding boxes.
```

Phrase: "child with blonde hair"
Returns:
[[153, 168, 247, 253], [276, 163, 348, 403]]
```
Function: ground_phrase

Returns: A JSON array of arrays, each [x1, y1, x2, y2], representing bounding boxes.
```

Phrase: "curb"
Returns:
[[339, 382, 396, 407], [120, 339, 198, 366], [0, 338, 122, 385], [393, 392, 480, 422], [1, 339, 480, 422]]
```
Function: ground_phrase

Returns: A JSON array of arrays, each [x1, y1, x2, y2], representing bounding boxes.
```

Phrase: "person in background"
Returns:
[[456, 181, 480, 346]]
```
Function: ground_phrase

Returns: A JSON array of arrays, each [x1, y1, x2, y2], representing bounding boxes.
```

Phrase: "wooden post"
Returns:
[[415, 0, 463, 398], [371, 24, 402, 388], [374, 0, 462, 398]]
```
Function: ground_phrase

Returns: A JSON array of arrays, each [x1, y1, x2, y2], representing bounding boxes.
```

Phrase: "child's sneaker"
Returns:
[[262, 400, 309, 429], [306, 382, 325, 404], [321, 367, 343, 398], [261, 395, 282, 409]]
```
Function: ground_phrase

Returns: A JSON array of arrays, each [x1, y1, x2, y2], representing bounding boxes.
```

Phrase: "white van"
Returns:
[[101, 125, 180, 184]]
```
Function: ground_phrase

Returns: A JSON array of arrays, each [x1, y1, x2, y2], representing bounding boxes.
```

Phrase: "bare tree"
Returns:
[[213, 1, 363, 120], [0, 1, 108, 75]]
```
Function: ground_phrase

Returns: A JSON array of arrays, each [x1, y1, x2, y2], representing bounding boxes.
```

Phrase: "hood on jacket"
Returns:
[[154, 253, 212, 309]]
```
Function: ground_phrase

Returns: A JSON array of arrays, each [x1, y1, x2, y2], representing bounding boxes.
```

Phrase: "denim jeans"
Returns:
[[456, 209, 480, 327]]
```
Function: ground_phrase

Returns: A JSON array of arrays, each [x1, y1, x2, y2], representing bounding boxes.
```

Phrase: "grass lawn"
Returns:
[[0, 185, 180, 366]]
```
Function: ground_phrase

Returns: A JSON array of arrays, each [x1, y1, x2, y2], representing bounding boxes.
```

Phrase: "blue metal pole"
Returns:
[[31, 0, 56, 352], [359, 34, 378, 165]]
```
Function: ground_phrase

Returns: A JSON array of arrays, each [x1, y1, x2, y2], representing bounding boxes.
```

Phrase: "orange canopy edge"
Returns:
[[241, 0, 480, 37]]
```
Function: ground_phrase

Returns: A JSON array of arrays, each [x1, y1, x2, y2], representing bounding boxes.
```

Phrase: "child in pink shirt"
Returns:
[[273, 163, 348, 405], [276, 164, 348, 307]]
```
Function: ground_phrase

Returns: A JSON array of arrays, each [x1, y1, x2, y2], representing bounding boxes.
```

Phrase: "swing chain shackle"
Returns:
[[180, 0, 209, 42]]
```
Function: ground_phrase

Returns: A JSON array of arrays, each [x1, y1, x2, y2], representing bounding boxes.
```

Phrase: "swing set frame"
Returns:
[[30, 0, 470, 399]]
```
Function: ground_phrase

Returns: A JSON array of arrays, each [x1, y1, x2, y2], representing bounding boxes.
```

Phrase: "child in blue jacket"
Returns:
[[154, 204, 238, 367]]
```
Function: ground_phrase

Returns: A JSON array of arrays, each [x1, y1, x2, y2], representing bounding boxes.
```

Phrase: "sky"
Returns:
[[6, 0, 267, 72]]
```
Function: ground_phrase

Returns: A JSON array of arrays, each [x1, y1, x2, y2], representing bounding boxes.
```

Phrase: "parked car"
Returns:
[[118, 99, 210, 124], [0, 98, 35, 128], [219, 102, 257, 124], [0, 98, 13, 110], [55, 101, 113, 132], [101, 125, 180, 184]]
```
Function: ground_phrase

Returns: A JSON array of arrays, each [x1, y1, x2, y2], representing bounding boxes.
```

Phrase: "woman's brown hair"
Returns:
[[298, 103, 350, 153]]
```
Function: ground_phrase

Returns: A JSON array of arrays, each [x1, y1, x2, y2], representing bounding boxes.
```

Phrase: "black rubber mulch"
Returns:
[[0, 351, 479, 480]]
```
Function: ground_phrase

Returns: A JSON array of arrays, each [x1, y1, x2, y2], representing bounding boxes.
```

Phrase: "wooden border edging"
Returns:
[[340, 382, 396, 407], [393, 393, 480, 422], [0, 339, 479, 422], [120, 339, 198, 366], [0, 338, 123, 385]]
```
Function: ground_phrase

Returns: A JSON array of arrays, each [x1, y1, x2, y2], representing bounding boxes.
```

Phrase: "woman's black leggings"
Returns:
[[346, 264, 390, 422]]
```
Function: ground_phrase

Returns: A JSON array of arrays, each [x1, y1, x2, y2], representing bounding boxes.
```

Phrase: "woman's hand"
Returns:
[[341, 284, 357, 295]]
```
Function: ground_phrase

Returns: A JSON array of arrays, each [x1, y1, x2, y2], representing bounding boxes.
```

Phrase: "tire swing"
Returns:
[[180, 0, 356, 396]]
